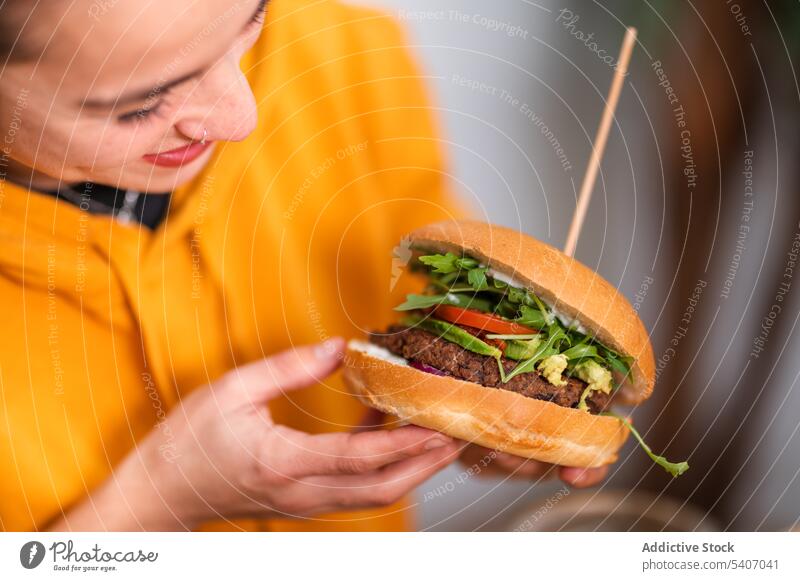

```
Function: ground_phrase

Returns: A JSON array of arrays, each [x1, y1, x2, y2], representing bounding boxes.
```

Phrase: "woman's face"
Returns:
[[0, 0, 266, 193]]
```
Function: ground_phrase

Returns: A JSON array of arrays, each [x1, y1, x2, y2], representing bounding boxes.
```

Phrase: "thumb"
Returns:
[[220, 337, 345, 404]]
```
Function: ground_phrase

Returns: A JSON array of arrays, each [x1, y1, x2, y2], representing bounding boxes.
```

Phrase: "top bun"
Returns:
[[408, 219, 655, 404]]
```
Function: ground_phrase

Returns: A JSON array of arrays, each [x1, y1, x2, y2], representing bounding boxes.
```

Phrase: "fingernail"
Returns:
[[314, 338, 342, 359], [424, 436, 452, 451]]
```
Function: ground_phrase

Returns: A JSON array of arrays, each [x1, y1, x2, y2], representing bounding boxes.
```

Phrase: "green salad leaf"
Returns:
[[501, 326, 567, 383], [561, 343, 599, 360], [514, 305, 549, 330], [603, 412, 689, 478], [467, 267, 489, 291], [394, 292, 494, 312], [418, 252, 479, 273], [394, 294, 455, 311]]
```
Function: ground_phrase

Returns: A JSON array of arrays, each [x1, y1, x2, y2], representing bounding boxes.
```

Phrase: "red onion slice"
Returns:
[[409, 360, 446, 376]]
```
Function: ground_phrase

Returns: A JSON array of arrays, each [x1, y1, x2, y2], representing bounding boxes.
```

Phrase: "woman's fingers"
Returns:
[[220, 338, 345, 404], [459, 444, 609, 486], [558, 465, 609, 488], [492, 452, 555, 479], [270, 424, 455, 478], [304, 443, 461, 510], [459, 444, 553, 479]]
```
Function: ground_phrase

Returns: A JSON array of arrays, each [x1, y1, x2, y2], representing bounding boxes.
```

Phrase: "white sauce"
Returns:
[[347, 339, 408, 365], [486, 268, 588, 334]]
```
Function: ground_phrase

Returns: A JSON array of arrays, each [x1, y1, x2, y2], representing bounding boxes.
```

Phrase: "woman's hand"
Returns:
[[458, 444, 608, 488], [50, 338, 459, 531]]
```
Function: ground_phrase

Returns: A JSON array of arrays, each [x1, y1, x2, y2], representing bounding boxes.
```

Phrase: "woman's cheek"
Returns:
[[66, 121, 160, 169], [63, 132, 129, 168]]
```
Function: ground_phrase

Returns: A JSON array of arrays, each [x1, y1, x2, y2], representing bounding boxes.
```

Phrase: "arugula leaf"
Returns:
[[514, 305, 548, 329], [502, 327, 567, 383], [596, 341, 634, 368], [417, 253, 458, 273], [394, 292, 494, 313], [603, 412, 689, 478], [467, 267, 489, 291], [499, 345, 556, 382], [531, 293, 555, 326], [449, 294, 495, 312], [435, 271, 462, 286], [605, 353, 633, 377], [394, 294, 455, 311], [494, 299, 521, 319], [561, 344, 599, 360], [506, 285, 533, 306], [418, 253, 478, 273]]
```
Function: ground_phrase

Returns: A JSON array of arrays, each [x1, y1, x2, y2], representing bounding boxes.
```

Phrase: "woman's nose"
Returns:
[[174, 57, 258, 143]]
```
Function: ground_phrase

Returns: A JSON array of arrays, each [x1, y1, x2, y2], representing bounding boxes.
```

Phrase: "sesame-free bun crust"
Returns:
[[409, 220, 655, 405], [344, 342, 629, 467]]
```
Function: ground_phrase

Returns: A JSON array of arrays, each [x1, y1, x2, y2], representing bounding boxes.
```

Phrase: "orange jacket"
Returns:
[[0, 0, 463, 531]]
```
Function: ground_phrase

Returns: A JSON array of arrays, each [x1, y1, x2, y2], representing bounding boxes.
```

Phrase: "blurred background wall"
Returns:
[[362, 0, 800, 531]]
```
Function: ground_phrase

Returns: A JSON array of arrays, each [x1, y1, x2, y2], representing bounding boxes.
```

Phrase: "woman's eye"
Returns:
[[117, 102, 164, 125]]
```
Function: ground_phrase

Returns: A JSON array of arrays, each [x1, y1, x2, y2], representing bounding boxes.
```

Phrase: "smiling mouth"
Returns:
[[142, 141, 213, 167]]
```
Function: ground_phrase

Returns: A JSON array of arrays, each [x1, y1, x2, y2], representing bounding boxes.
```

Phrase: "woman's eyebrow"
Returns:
[[80, 0, 269, 110]]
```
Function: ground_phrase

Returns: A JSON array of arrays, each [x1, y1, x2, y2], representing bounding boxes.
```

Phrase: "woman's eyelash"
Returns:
[[117, 100, 166, 125], [250, 0, 268, 25]]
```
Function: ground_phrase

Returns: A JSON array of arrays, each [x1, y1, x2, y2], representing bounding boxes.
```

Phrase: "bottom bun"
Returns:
[[343, 340, 629, 468]]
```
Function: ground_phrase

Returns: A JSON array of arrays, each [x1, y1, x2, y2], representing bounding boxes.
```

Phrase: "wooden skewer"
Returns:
[[563, 27, 637, 257]]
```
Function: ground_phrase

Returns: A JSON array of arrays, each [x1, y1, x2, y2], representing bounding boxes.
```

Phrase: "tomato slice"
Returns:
[[434, 305, 537, 335]]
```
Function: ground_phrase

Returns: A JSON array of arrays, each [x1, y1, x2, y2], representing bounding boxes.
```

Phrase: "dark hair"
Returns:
[[0, 2, 39, 62]]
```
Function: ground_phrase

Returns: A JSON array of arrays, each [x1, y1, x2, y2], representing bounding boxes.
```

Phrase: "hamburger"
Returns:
[[344, 220, 688, 475]]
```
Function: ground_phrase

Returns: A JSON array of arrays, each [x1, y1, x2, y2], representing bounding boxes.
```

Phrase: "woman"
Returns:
[[0, 0, 605, 532]]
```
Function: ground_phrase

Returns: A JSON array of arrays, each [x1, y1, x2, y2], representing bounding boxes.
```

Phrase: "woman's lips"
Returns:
[[141, 141, 213, 167]]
